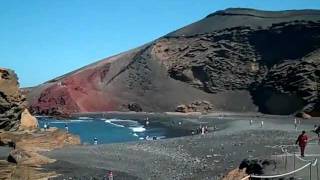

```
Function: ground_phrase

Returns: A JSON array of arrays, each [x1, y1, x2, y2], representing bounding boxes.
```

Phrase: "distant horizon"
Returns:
[[1, 1, 320, 87]]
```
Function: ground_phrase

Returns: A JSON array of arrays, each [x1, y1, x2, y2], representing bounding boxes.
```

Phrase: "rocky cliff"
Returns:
[[27, 8, 320, 116], [0, 68, 38, 131]]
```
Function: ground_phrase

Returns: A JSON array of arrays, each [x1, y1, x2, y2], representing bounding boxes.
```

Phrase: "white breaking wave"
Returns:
[[104, 120, 125, 128], [104, 118, 142, 128], [105, 119, 138, 123], [129, 126, 146, 132], [47, 121, 67, 124], [43, 119, 92, 124], [78, 117, 93, 120], [70, 119, 93, 122]]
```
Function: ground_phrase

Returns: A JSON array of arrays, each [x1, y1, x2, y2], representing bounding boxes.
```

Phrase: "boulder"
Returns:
[[296, 112, 312, 119], [127, 103, 142, 112], [7, 149, 29, 164], [19, 109, 38, 130], [222, 168, 248, 180], [239, 159, 276, 175], [176, 105, 189, 113], [7, 149, 54, 165]]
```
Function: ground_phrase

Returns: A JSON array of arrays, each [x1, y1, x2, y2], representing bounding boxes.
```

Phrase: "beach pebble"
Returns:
[[195, 158, 201, 163]]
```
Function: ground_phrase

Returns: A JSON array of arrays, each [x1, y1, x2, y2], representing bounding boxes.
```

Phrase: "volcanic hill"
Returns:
[[27, 8, 320, 116]]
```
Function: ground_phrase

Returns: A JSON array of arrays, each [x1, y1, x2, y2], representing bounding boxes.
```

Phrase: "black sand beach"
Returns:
[[42, 115, 320, 180]]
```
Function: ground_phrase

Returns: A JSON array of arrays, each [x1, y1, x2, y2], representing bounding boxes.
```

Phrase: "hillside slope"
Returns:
[[27, 8, 320, 116]]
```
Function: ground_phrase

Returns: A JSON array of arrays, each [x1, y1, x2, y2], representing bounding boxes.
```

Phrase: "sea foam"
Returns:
[[129, 126, 146, 132], [104, 120, 125, 127]]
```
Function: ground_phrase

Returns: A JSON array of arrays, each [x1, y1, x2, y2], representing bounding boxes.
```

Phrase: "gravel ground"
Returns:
[[43, 115, 320, 180]]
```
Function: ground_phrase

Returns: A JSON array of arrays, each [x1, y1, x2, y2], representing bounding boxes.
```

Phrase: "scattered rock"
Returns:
[[175, 101, 214, 113], [176, 105, 188, 113]]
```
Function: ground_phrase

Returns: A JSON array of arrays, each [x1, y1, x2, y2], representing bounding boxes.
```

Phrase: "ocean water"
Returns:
[[38, 117, 188, 144]]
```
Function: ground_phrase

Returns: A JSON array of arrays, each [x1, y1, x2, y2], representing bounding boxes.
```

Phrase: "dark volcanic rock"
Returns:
[[0, 68, 38, 131], [0, 68, 25, 131], [26, 8, 320, 116], [127, 103, 143, 112], [239, 159, 276, 175]]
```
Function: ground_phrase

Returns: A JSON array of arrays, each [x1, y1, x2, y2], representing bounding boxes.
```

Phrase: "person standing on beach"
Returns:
[[294, 118, 297, 130], [260, 121, 264, 128], [44, 123, 47, 131], [201, 126, 205, 135], [312, 125, 320, 144], [295, 130, 308, 157], [94, 137, 98, 145], [64, 124, 69, 133]]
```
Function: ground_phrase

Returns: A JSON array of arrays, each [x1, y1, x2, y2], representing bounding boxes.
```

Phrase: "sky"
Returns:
[[1, 0, 320, 87]]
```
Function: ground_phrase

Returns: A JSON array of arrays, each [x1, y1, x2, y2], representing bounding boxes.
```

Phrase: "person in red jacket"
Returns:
[[296, 130, 308, 157]]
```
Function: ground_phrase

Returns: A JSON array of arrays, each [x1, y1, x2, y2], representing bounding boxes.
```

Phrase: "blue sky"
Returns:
[[1, 0, 320, 87]]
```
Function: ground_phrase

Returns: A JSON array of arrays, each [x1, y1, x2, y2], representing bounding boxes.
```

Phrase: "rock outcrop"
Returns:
[[1, 128, 80, 165], [0, 128, 80, 179], [175, 101, 213, 113], [0, 69, 79, 179], [0, 68, 38, 131], [26, 8, 320, 116]]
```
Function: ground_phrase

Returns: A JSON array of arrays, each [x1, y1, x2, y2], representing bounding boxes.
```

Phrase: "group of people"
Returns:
[[43, 122, 69, 132], [192, 126, 209, 135], [249, 119, 264, 127]]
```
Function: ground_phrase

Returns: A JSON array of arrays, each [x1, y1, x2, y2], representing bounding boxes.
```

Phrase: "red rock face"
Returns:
[[32, 84, 79, 115], [30, 62, 118, 115]]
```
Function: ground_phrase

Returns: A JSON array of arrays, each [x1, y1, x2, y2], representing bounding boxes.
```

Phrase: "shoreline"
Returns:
[[42, 115, 320, 179], [38, 111, 317, 136], [70, 111, 268, 118], [33, 110, 272, 120]]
